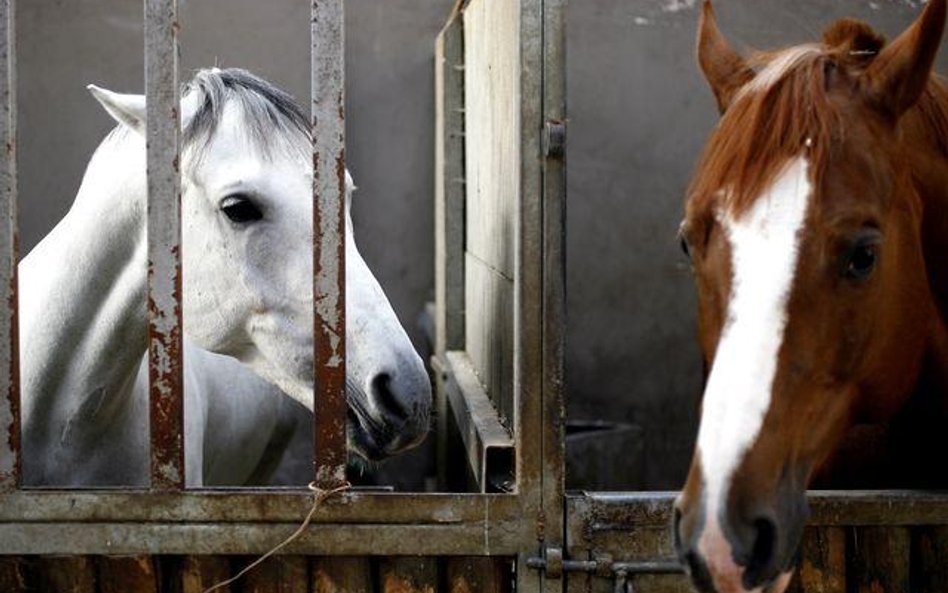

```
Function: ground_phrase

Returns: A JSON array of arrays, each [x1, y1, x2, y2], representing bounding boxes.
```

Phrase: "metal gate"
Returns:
[[435, 1, 948, 593], [0, 0, 569, 590]]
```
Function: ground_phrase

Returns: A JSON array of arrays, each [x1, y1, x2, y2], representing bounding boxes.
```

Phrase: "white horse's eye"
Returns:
[[220, 194, 264, 224]]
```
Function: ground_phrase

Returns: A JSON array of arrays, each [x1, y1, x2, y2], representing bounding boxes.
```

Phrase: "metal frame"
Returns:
[[0, 0, 570, 576]]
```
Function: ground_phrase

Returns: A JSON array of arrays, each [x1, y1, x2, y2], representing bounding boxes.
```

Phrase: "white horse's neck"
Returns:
[[20, 129, 151, 485]]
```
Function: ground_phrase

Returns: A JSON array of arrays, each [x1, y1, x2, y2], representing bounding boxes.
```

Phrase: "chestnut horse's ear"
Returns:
[[697, 0, 755, 113], [862, 0, 946, 119]]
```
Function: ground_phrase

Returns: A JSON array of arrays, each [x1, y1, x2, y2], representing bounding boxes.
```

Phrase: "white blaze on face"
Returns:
[[695, 157, 812, 586]]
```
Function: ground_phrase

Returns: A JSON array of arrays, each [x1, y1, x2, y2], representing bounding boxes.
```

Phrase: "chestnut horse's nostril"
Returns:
[[742, 516, 779, 589], [369, 372, 410, 423]]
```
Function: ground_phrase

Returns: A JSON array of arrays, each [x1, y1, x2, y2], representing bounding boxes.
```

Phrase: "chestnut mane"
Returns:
[[689, 19, 948, 216]]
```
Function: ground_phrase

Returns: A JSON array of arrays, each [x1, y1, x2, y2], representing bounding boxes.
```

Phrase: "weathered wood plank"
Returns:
[[912, 525, 948, 593], [794, 526, 846, 593], [0, 557, 28, 593], [98, 556, 159, 593], [446, 557, 510, 593], [180, 556, 231, 593], [379, 557, 438, 593], [238, 555, 307, 593], [35, 556, 95, 593], [849, 526, 910, 593], [312, 557, 372, 593]]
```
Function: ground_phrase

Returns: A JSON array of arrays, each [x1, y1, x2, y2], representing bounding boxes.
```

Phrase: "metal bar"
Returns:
[[311, 0, 348, 489], [145, 0, 184, 491], [567, 491, 948, 532], [434, 11, 466, 491], [443, 352, 514, 492], [0, 0, 17, 493], [0, 490, 521, 523], [434, 8, 466, 360], [0, 522, 529, 556]]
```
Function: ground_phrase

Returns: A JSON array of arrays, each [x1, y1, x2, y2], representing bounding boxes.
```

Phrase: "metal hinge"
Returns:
[[526, 546, 683, 591]]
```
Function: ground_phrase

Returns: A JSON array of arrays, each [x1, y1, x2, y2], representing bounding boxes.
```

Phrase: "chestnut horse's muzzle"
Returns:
[[673, 480, 808, 593]]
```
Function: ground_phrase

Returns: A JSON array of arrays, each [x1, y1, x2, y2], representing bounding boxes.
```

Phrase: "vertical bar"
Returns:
[[0, 0, 18, 492], [145, 0, 184, 490], [312, 0, 347, 488], [434, 9, 465, 491]]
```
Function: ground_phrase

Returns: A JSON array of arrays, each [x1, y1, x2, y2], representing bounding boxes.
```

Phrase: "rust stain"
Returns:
[[535, 508, 546, 540]]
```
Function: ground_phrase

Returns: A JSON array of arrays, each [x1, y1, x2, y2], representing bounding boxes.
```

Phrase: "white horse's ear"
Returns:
[[87, 85, 146, 135]]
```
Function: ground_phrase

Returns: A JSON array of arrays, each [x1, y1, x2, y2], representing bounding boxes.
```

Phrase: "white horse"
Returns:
[[20, 68, 431, 486]]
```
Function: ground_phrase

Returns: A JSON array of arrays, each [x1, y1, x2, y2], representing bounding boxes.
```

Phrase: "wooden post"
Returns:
[[99, 556, 159, 593], [36, 556, 96, 593], [312, 557, 372, 593], [446, 557, 511, 593], [0, 557, 27, 593], [794, 527, 846, 593], [240, 556, 308, 593], [180, 556, 232, 593], [379, 557, 438, 593], [912, 525, 948, 593], [850, 526, 910, 593]]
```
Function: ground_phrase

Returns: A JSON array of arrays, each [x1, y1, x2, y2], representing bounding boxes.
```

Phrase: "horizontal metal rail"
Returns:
[[0, 490, 529, 555], [568, 490, 948, 532]]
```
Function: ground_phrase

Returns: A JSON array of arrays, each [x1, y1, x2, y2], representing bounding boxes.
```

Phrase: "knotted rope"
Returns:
[[202, 481, 352, 593]]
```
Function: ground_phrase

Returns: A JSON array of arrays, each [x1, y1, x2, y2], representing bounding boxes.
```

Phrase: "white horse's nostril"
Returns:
[[368, 372, 411, 422]]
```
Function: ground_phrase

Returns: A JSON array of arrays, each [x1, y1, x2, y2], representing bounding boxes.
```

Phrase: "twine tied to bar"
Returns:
[[202, 481, 352, 593]]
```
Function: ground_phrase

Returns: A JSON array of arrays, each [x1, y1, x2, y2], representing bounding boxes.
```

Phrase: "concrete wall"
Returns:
[[19, 0, 948, 489]]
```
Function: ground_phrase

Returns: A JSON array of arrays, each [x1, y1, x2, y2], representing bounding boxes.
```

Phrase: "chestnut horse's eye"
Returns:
[[221, 194, 264, 224], [680, 236, 692, 260], [842, 232, 880, 280]]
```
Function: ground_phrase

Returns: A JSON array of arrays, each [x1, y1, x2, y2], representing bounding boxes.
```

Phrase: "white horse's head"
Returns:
[[88, 68, 430, 460]]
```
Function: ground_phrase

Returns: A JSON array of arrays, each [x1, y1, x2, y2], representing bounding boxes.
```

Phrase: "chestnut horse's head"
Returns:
[[674, 1, 947, 592]]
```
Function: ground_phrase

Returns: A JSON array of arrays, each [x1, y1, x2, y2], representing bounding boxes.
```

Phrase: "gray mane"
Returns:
[[183, 68, 310, 157]]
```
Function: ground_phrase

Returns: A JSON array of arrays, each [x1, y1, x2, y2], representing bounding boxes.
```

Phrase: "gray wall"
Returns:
[[19, 0, 948, 489]]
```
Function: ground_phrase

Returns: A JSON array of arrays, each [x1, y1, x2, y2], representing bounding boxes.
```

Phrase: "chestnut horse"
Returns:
[[674, 1, 948, 592]]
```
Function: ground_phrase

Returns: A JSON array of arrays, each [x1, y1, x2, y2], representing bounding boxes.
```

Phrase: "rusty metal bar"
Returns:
[[566, 491, 948, 532], [0, 0, 17, 493], [311, 0, 348, 489], [0, 522, 526, 556], [0, 490, 520, 523], [145, 0, 184, 491]]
